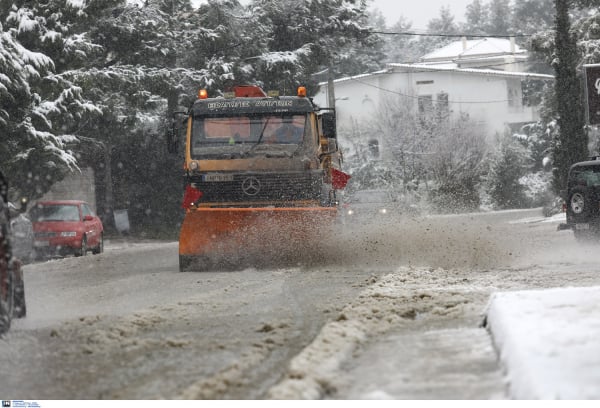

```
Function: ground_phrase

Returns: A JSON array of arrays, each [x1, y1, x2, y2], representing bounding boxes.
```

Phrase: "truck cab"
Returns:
[[171, 85, 344, 209], [168, 85, 349, 271]]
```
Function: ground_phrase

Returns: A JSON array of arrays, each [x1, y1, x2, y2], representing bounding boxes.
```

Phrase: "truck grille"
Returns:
[[190, 171, 324, 204]]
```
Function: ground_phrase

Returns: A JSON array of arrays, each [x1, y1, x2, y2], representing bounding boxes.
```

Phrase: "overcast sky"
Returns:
[[370, 0, 471, 28], [189, 0, 472, 30]]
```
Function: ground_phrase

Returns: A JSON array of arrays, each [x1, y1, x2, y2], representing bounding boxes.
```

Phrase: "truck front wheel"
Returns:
[[75, 236, 87, 257], [179, 255, 193, 272]]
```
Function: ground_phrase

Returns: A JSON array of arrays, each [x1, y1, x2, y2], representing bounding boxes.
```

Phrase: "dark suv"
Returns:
[[0, 169, 27, 335], [559, 158, 600, 241]]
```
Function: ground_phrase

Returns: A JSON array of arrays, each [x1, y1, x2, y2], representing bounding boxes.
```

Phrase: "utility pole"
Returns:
[[103, 142, 114, 228], [327, 62, 336, 109]]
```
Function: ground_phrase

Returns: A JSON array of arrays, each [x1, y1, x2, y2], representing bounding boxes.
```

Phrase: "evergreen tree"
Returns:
[[572, 0, 600, 7], [0, 1, 102, 199], [249, 0, 381, 94], [464, 0, 489, 34], [383, 15, 420, 63], [573, 9, 600, 64], [486, 133, 531, 209], [551, 0, 587, 194], [513, 0, 555, 36], [179, 0, 258, 95], [487, 0, 512, 35], [71, 0, 197, 231], [415, 6, 458, 55]]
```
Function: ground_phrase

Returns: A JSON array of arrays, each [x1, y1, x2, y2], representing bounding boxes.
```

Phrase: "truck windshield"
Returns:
[[191, 114, 307, 157]]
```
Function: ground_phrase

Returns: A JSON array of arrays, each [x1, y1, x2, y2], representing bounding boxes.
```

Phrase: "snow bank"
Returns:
[[486, 286, 600, 399], [267, 269, 482, 399]]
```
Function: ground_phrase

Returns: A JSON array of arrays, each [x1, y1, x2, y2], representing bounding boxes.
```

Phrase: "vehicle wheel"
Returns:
[[13, 278, 26, 318], [92, 233, 104, 254], [0, 269, 14, 335], [568, 186, 593, 221], [75, 236, 87, 257], [179, 255, 192, 272], [179, 255, 211, 272]]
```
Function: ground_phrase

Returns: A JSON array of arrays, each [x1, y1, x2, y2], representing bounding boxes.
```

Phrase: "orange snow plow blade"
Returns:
[[178, 206, 337, 271]]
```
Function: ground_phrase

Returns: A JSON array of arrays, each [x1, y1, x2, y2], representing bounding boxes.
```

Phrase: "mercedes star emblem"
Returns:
[[241, 177, 261, 196]]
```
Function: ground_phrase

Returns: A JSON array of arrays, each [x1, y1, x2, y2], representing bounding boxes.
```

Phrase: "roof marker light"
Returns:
[[297, 86, 307, 97], [198, 89, 208, 99]]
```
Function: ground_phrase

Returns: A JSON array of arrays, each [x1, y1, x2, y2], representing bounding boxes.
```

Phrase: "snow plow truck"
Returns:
[[168, 85, 350, 271]]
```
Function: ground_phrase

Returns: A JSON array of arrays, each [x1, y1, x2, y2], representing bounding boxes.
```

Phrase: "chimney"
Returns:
[[510, 36, 516, 53], [461, 36, 467, 51]]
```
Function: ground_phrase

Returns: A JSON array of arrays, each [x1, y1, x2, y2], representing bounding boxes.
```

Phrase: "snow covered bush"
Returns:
[[485, 132, 531, 209], [425, 115, 488, 213], [519, 171, 554, 208], [338, 96, 488, 213]]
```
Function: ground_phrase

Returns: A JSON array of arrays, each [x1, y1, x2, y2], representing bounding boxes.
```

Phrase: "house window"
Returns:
[[418, 95, 433, 114], [418, 95, 433, 123], [368, 139, 380, 158], [436, 92, 449, 120]]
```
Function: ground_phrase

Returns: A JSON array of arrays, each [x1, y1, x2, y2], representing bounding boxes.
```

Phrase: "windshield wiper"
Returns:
[[246, 117, 271, 154]]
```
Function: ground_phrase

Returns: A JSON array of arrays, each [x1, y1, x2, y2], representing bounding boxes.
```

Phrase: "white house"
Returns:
[[313, 38, 554, 141]]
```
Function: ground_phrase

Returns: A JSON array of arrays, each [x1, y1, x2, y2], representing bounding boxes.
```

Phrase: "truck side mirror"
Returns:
[[321, 111, 336, 139]]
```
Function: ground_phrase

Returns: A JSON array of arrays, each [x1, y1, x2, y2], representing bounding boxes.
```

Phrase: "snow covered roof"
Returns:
[[317, 36, 551, 88], [317, 68, 391, 86], [421, 37, 526, 62]]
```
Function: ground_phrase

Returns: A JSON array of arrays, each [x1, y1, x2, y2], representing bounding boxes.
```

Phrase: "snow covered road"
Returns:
[[1, 208, 599, 400]]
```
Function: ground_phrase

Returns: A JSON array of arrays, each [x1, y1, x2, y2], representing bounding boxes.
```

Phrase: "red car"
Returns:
[[31, 200, 104, 258]]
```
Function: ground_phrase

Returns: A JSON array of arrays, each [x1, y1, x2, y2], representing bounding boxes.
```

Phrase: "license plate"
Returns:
[[34, 240, 50, 247], [575, 223, 590, 230], [203, 174, 234, 182]]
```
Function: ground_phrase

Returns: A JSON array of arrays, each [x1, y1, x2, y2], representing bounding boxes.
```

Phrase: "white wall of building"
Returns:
[[313, 67, 549, 141]]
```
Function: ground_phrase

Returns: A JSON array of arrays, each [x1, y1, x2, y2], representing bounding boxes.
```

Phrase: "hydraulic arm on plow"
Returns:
[[168, 85, 350, 271]]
